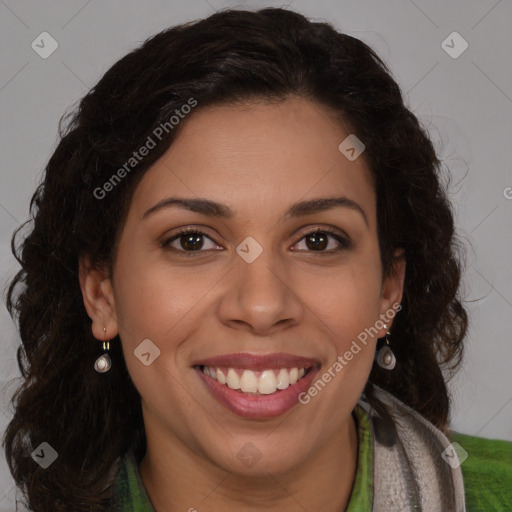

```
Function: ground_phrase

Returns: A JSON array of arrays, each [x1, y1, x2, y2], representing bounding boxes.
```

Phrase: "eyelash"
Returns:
[[160, 226, 351, 256]]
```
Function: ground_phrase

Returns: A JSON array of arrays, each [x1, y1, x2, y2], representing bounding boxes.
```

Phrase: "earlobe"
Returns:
[[78, 254, 118, 340]]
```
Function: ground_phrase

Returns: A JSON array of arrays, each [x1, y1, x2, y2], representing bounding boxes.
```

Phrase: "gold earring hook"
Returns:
[[102, 327, 109, 351]]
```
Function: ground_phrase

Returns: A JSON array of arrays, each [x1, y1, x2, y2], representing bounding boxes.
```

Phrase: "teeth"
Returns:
[[216, 368, 226, 384], [258, 370, 277, 394], [202, 366, 309, 395], [240, 370, 258, 393], [276, 368, 290, 389], [226, 368, 240, 390]]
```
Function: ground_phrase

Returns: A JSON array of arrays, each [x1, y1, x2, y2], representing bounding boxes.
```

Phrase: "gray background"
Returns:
[[1, 0, 511, 508]]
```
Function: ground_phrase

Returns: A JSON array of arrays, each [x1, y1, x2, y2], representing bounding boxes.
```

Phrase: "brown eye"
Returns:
[[305, 231, 329, 251], [161, 227, 351, 257], [179, 232, 205, 251], [293, 228, 351, 253], [161, 228, 219, 254]]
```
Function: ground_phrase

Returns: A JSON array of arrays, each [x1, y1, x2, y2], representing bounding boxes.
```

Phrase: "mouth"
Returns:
[[197, 365, 313, 395], [192, 353, 321, 419]]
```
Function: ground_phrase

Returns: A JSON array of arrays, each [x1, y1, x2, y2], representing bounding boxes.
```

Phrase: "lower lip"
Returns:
[[195, 366, 321, 419]]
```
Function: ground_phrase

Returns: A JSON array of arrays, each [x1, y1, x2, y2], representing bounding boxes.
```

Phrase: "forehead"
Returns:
[[130, 97, 376, 225]]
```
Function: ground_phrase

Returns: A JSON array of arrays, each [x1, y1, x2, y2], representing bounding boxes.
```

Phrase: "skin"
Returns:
[[80, 97, 406, 511]]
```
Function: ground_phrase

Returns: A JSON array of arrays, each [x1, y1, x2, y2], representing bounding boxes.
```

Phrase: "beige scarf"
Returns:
[[358, 385, 466, 511]]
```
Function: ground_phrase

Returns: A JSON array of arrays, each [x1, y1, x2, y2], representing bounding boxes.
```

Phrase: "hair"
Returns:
[[2, 7, 467, 511]]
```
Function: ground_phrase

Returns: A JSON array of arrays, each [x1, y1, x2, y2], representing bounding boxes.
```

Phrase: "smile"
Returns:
[[192, 353, 321, 418], [201, 366, 309, 395]]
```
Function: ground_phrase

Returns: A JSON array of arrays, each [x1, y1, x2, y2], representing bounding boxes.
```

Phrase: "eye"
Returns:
[[161, 226, 351, 256], [292, 228, 351, 253], [161, 228, 220, 255]]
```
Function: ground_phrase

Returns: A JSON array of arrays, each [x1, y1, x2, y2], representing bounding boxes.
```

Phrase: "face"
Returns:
[[81, 97, 405, 476]]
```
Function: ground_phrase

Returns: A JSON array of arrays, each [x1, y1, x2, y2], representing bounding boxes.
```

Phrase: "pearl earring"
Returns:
[[94, 327, 112, 373], [376, 326, 396, 370]]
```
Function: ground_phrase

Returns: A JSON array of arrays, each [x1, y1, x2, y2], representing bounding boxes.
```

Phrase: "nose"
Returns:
[[217, 247, 304, 336]]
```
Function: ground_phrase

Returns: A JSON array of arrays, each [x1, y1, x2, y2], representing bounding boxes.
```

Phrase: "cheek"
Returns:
[[111, 257, 224, 408], [301, 275, 381, 414], [302, 256, 382, 378], [112, 255, 220, 343], [112, 267, 200, 417], [309, 261, 383, 332]]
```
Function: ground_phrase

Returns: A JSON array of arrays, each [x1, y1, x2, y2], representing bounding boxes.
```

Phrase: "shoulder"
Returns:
[[361, 386, 466, 510], [449, 431, 512, 511], [109, 452, 131, 511], [109, 450, 155, 511]]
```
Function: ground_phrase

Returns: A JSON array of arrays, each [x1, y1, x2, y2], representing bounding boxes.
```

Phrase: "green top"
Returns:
[[448, 430, 512, 511], [111, 404, 372, 511], [110, 406, 512, 510]]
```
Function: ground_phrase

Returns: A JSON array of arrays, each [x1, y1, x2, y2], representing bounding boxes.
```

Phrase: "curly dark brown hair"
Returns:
[[2, 7, 467, 511]]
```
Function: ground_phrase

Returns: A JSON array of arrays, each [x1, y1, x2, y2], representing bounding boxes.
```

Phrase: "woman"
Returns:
[[3, 7, 511, 512]]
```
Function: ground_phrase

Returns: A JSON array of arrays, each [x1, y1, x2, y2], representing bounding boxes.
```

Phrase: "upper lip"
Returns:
[[191, 352, 321, 370]]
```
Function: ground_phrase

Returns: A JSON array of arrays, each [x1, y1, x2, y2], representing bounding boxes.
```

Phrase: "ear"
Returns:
[[376, 248, 406, 337], [78, 254, 119, 341]]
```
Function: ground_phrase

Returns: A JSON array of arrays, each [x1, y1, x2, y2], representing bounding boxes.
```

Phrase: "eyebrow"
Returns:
[[142, 196, 369, 227]]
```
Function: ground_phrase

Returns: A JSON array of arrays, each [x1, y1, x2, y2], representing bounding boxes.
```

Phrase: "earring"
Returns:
[[94, 327, 112, 373], [376, 327, 396, 370]]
